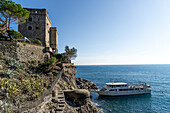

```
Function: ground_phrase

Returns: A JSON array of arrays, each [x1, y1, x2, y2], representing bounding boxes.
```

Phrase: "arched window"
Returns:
[[28, 26, 32, 30]]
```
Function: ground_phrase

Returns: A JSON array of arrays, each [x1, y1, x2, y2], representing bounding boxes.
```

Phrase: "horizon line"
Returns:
[[75, 64, 170, 66]]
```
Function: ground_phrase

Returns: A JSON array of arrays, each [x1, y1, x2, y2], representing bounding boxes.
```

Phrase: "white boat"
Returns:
[[96, 81, 151, 96]]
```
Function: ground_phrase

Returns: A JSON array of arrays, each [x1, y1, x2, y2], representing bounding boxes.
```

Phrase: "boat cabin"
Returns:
[[106, 82, 128, 88]]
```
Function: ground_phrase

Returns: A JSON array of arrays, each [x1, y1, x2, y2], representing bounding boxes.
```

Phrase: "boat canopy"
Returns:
[[106, 82, 127, 85]]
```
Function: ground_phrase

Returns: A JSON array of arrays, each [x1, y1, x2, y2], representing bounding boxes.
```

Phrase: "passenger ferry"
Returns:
[[96, 81, 151, 96]]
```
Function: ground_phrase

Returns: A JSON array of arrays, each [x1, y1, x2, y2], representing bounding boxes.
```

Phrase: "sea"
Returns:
[[76, 65, 170, 113]]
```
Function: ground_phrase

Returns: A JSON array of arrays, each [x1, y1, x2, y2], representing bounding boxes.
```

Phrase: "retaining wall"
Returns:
[[0, 41, 50, 62]]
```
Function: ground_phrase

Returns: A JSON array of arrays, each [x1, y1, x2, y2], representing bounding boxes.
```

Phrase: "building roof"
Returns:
[[106, 82, 127, 85]]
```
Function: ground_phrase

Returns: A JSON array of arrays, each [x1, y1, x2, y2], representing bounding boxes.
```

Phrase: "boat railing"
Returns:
[[100, 88, 107, 91], [128, 84, 145, 88]]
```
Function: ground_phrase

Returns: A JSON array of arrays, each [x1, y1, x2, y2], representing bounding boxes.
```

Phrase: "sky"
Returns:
[[12, 0, 170, 65]]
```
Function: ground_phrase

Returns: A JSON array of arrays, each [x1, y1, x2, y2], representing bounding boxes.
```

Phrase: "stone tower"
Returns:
[[18, 8, 58, 53]]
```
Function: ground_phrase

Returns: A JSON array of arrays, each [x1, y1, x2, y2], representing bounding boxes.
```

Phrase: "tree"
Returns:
[[0, 0, 30, 30], [64, 46, 77, 61], [0, 23, 7, 37]]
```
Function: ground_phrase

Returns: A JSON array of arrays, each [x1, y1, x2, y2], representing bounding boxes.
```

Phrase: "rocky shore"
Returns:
[[76, 78, 98, 90]]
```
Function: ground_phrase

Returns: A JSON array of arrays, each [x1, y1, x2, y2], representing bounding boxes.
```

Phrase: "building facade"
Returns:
[[18, 8, 58, 53]]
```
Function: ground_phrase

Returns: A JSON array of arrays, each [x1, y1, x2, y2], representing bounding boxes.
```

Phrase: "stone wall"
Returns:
[[0, 41, 50, 62]]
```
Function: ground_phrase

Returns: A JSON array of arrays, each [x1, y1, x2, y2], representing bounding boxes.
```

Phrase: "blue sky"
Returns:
[[13, 0, 170, 65]]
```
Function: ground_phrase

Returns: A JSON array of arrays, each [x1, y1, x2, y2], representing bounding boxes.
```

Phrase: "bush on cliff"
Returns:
[[7, 29, 23, 39], [4, 57, 25, 69], [48, 57, 58, 66], [52, 53, 71, 63], [33, 39, 42, 45], [28, 38, 42, 46], [0, 55, 60, 103], [52, 45, 78, 63]]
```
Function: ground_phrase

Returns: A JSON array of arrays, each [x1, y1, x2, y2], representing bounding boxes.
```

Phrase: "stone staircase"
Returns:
[[52, 90, 65, 113]]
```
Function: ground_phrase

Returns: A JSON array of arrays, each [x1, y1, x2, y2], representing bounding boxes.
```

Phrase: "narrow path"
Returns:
[[53, 90, 65, 113]]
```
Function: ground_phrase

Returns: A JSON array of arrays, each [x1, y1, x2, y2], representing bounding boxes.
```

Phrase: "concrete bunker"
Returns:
[[64, 89, 90, 107]]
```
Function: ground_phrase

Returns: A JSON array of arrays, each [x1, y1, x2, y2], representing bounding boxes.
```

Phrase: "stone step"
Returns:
[[52, 99, 58, 103], [58, 107, 64, 110], [55, 111, 63, 113], [58, 99, 65, 102], [58, 102, 65, 104], [51, 97, 57, 100], [59, 104, 65, 107], [55, 109, 63, 111], [58, 93, 63, 95], [58, 96, 64, 99]]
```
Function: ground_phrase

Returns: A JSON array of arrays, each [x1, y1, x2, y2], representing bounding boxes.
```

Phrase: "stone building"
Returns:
[[18, 8, 58, 53]]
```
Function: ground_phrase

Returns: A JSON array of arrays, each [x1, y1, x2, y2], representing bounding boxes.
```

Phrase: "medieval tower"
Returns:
[[18, 8, 58, 53]]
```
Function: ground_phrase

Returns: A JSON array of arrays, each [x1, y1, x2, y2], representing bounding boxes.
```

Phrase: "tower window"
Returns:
[[28, 26, 32, 30], [36, 27, 39, 30], [35, 11, 38, 13], [28, 17, 32, 21]]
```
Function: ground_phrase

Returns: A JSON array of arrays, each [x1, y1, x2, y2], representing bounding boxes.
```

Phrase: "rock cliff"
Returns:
[[0, 53, 98, 113], [38, 64, 98, 113]]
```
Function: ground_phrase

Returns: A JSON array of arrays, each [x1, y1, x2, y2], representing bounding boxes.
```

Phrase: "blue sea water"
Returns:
[[76, 65, 170, 113]]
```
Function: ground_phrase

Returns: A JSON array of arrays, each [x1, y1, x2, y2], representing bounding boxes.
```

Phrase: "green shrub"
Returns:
[[48, 57, 58, 66], [3, 69, 17, 77], [27, 38, 34, 42], [7, 29, 23, 39], [27, 38, 42, 45], [0, 52, 3, 58], [52, 53, 71, 63], [0, 78, 21, 97], [53, 53, 63, 62], [4, 57, 25, 69], [34, 39, 42, 45]]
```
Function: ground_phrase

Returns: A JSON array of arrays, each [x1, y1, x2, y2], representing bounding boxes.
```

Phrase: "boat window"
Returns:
[[135, 88, 139, 90], [129, 89, 133, 91], [107, 85, 113, 88], [109, 89, 115, 91], [108, 85, 114, 88], [141, 88, 143, 90], [119, 89, 128, 91], [116, 85, 121, 87]]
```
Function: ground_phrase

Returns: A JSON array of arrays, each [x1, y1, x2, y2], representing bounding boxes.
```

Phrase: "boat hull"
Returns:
[[96, 90, 151, 96]]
